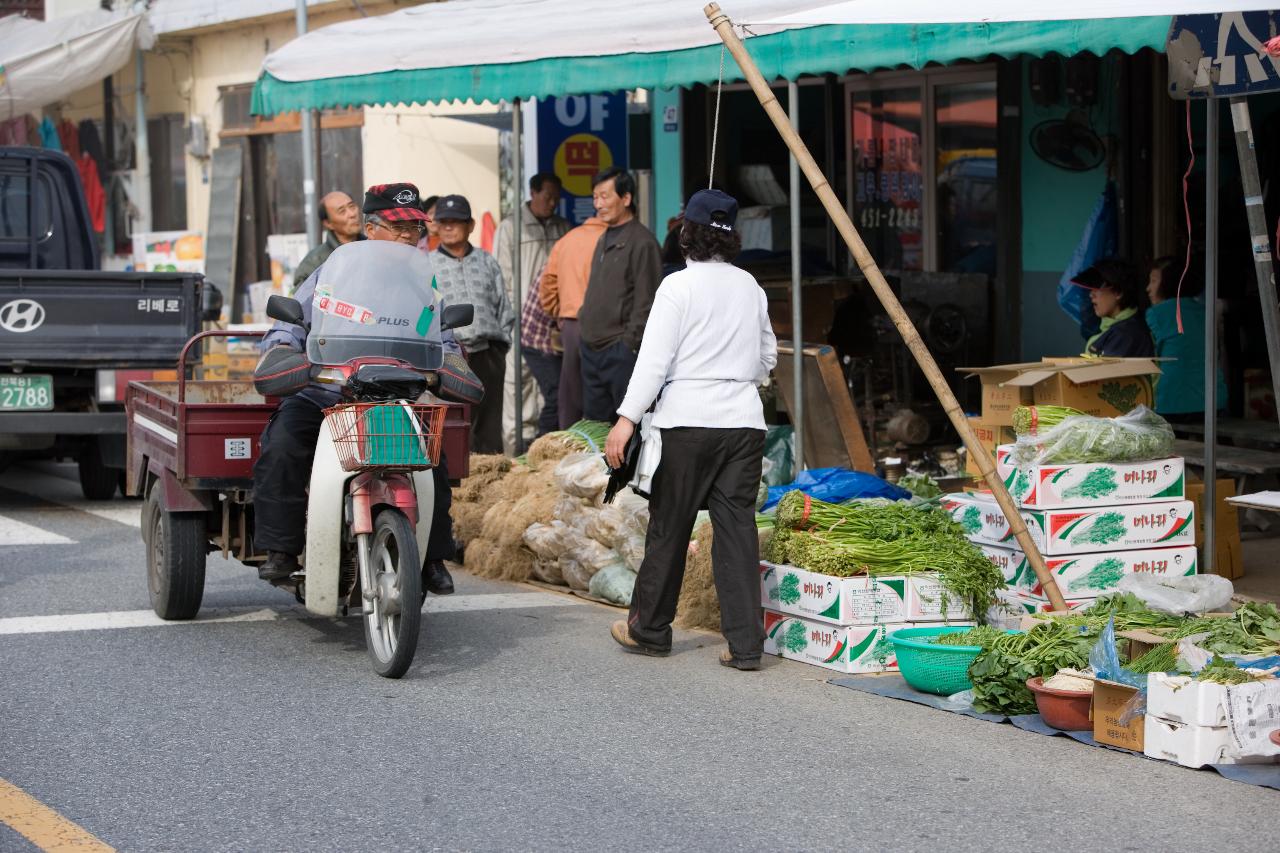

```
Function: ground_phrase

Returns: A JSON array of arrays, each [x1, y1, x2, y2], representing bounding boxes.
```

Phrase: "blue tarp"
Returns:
[[762, 467, 909, 511]]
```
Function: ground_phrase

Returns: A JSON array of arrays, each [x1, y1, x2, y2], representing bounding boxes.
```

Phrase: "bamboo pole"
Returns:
[[705, 2, 1067, 611]]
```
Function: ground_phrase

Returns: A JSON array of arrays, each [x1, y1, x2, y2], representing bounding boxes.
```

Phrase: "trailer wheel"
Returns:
[[78, 438, 118, 501], [147, 493, 206, 620]]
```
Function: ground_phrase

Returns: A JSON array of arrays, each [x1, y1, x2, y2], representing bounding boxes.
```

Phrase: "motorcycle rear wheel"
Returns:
[[361, 508, 422, 678]]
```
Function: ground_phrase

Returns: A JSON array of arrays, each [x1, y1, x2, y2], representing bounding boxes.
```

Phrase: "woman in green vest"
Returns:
[[1145, 256, 1227, 421]]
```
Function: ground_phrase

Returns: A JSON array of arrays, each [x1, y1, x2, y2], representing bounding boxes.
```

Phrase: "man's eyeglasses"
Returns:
[[373, 220, 426, 238]]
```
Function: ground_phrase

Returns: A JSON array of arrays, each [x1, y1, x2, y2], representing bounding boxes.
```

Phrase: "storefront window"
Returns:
[[850, 87, 923, 271], [935, 81, 998, 275]]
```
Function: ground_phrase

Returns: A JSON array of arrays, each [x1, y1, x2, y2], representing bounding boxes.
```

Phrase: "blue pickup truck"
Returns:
[[0, 146, 217, 498]]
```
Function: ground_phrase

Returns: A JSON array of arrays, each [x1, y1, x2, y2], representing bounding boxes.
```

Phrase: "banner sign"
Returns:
[[1168, 12, 1280, 99], [536, 93, 629, 225]]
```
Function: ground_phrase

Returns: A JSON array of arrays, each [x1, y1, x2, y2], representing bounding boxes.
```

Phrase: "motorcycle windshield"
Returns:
[[306, 240, 444, 370]]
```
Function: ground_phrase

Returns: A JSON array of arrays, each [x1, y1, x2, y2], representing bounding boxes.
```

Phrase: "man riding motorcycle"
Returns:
[[253, 183, 462, 595]]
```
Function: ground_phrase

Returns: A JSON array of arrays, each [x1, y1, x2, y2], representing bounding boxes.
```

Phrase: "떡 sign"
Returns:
[[536, 93, 629, 225], [1168, 12, 1280, 99]]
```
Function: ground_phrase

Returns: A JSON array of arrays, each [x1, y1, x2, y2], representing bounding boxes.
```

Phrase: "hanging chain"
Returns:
[[708, 43, 726, 190]]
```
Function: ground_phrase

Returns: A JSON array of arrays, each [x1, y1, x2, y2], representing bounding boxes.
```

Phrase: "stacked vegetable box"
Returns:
[[945, 405, 1196, 620], [759, 494, 1002, 673]]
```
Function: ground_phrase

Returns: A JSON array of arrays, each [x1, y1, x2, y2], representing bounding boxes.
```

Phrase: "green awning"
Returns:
[[253, 17, 1170, 115]]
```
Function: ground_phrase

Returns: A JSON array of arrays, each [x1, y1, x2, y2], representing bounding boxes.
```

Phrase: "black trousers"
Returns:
[[628, 427, 766, 659], [467, 343, 507, 455], [253, 394, 455, 561], [557, 319, 583, 429], [580, 339, 636, 422], [524, 347, 562, 437]]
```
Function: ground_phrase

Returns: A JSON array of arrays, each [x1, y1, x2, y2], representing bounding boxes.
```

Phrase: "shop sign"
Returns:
[[1168, 11, 1280, 99], [536, 93, 629, 225]]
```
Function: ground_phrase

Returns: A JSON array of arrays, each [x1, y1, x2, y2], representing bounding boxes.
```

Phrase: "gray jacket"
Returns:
[[431, 245, 513, 353]]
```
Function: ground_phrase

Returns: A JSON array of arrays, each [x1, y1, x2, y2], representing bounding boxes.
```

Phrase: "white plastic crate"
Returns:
[[1143, 716, 1234, 768], [1146, 673, 1229, 727]]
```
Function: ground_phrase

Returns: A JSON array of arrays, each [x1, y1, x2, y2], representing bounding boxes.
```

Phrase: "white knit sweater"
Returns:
[[617, 260, 777, 431]]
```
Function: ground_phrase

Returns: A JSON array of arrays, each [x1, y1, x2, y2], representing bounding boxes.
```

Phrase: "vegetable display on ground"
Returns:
[[769, 492, 1004, 622]]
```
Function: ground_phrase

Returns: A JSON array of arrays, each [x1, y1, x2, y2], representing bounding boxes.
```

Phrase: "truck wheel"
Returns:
[[361, 508, 422, 679], [78, 439, 118, 501], [147, 496, 206, 620]]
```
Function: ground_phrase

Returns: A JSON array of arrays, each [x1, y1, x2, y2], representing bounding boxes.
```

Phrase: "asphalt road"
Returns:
[[0, 461, 1275, 852]]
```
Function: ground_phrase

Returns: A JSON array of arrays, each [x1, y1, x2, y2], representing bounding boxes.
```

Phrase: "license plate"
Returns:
[[0, 374, 53, 411]]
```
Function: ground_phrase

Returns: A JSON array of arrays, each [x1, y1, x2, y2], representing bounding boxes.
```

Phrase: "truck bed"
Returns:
[[0, 270, 202, 368]]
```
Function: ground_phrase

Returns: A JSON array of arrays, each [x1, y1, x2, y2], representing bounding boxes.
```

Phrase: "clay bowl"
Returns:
[[1027, 676, 1093, 731]]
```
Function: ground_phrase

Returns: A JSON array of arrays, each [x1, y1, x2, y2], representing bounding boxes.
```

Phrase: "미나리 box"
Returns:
[[763, 612, 897, 673], [1019, 546, 1197, 600], [1004, 457, 1185, 509], [767, 563, 911, 626]]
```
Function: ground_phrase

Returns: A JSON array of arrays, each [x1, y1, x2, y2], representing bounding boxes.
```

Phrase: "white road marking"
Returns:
[[0, 592, 584, 636], [0, 514, 75, 545]]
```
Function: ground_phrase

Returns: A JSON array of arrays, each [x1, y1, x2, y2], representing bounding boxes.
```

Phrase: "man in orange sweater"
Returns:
[[540, 215, 608, 428]]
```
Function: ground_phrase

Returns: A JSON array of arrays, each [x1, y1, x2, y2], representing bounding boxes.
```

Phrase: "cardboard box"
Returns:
[[1144, 717, 1235, 768], [1019, 546, 1197, 600], [906, 576, 969, 622], [961, 358, 1160, 423], [760, 562, 780, 606], [958, 493, 1196, 554], [763, 609, 783, 656], [978, 543, 1029, 585], [987, 589, 1037, 629], [958, 365, 1035, 426], [1006, 456, 1186, 509], [965, 417, 1017, 477], [1185, 479, 1244, 580], [1092, 679, 1145, 751], [763, 612, 897, 674], [766, 563, 910, 625]]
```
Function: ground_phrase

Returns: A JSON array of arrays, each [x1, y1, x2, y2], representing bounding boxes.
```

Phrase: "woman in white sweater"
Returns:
[[604, 189, 777, 670]]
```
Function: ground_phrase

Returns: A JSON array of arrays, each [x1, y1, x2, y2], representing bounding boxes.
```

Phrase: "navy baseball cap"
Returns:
[[363, 183, 430, 222], [434, 194, 473, 221], [684, 189, 738, 232], [1071, 258, 1131, 291]]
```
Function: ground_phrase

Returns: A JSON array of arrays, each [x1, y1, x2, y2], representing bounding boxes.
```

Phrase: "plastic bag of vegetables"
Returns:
[[1010, 405, 1174, 466]]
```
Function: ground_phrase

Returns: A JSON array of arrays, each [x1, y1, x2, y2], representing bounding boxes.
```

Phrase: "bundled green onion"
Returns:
[[1012, 405, 1085, 436]]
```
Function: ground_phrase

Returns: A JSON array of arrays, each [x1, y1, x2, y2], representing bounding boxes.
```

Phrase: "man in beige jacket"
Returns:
[[494, 173, 570, 453]]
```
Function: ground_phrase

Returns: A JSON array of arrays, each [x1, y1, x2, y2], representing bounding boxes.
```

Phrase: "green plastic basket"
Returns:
[[889, 626, 987, 696]]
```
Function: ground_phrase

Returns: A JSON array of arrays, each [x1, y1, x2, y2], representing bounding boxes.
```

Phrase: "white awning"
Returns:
[[759, 0, 1273, 25], [0, 8, 153, 118]]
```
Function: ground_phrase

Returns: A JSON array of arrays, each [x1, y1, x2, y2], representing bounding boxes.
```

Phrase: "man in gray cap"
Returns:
[[431, 193, 513, 455]]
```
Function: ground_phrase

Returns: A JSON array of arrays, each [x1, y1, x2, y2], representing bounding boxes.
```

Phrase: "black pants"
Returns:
[[524, 347, 562, 437], [558, 319, 583, 429], [580, 339, 636, 422], [467, 343, 507, 455], [628, 427, 765, 659], [253, 394, 455, 561]]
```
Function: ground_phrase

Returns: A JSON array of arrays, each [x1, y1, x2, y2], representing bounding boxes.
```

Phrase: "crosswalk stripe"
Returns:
[[0, 515, 75, 546], [0, 592, 585, 636], [1, 478, 141, 530]]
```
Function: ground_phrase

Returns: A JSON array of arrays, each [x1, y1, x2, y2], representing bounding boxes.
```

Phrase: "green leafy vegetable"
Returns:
[[929, 626, 1007, 649], [773, 491, 1005, 622], [899, 473, 942, 499], [1196, 655, 1259, 685], [1013, 406, 1174, 466], [1012, 405, 1086, 436]]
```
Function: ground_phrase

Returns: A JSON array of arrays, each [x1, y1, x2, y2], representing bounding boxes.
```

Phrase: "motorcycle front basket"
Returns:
[[324, 402, 447, 472]]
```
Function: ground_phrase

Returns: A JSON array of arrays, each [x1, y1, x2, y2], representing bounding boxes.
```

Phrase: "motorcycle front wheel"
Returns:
[[360, 508, 423, 678]]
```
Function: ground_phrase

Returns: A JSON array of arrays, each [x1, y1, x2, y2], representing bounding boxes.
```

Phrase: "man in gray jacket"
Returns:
[[577, 168, 663, 421], [432, 194, 513, 454], [291, 191, 362, 290]]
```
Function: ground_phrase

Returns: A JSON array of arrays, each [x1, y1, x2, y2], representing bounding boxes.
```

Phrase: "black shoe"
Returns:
[[259, 551, 300, 582], [423, 560, 455, 596]]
